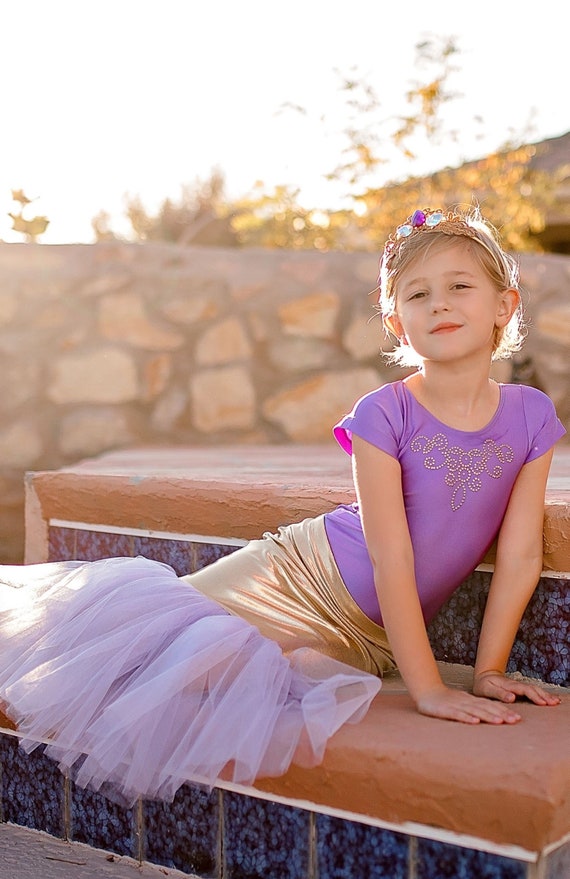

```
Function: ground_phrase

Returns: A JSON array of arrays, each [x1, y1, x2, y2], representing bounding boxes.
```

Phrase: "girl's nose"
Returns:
[[430, 289, 451, 312]]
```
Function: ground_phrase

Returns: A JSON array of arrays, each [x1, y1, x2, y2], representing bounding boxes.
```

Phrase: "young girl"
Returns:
[[0, 207, 565, 804]]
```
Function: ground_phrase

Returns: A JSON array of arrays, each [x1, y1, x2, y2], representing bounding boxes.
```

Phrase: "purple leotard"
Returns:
[[324, 381, 566, 626]]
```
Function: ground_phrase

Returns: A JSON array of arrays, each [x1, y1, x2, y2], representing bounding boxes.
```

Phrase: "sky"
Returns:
[[0, 0, 568, 244]]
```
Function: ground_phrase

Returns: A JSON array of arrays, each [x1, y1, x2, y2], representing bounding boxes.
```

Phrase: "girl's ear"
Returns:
[[383, 312, 405, 339], [496, 288, 520, 327]]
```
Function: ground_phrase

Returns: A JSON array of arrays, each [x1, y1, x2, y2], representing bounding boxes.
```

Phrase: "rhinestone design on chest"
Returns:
[[410, 432, 515, 511]]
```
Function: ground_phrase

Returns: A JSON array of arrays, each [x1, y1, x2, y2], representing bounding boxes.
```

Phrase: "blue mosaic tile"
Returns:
[[74, 530, 134, 561], [428, 572, 569, 686], [416, 838, 527, 878], [0, 734, 64, 836], [223, 791, 310, 879], [316, 813, 408, 878], [143, 783, 219, 876], [428, 570, 490, 666], [508, 577, 569, 686], [133, 536, 193, 576], [48, 526, 77, 561], [193, 542, 240, 573], [69, 781, 135, 857], [545, 840, 570, 879]]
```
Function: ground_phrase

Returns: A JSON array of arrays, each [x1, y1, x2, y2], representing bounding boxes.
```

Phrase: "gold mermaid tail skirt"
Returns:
[[181, 515, 395, 677]]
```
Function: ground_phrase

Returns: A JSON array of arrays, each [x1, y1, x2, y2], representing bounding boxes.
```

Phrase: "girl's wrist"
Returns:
[[473, 668, 505, 683], [409, 678, 448, 705]]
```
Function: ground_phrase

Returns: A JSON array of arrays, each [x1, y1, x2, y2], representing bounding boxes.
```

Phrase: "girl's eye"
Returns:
[[409, 290, 427, 300]]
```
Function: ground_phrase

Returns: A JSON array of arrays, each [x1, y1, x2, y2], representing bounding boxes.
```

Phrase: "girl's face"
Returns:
[[384, 240, 518, 367]]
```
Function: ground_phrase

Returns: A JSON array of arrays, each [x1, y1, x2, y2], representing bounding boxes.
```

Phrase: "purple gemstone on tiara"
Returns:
[[411, 209, 426, 227]]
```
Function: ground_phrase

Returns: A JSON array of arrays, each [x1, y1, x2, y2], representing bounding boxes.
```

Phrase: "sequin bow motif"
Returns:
[[410, 433, 515, 511]]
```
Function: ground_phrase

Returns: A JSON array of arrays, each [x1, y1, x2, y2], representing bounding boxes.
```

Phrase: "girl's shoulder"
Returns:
[[500, 382, 566, 453], [500, 382, 559, 417], [333, 381, 407, 456], [343, 380, 409, 427], [349, 379, 406, 410], [500, 382, 547, 400]]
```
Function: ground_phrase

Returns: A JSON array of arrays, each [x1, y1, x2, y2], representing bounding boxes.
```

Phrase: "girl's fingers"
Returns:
[[495, 681, 561, 707], [419, 690, 522, 725], [421, 680, 561, 726], [469, 703, 521, 724], [475, 674, 562, 707]]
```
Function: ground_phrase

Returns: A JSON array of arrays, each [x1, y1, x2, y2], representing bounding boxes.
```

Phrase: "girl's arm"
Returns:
[[352, 435, 526, 724], [472, 449, 560, 707]]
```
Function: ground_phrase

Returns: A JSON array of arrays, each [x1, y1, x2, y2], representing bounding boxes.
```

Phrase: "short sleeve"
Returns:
[[521, 386, 566, 463], [333, 383, 403, 459]]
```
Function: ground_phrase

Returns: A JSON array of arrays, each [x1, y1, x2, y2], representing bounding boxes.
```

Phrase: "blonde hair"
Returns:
[[377, 208, 525, 368]]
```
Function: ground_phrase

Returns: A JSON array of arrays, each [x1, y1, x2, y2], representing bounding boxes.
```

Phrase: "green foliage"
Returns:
[[92, 36, 555, 253], [231, 183, 352, 250], [314, 38, 554, 252], [350, 144, 554, 253], [327, 38, 461, 188]]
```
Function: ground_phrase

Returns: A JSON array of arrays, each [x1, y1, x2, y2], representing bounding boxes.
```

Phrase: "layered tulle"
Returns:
[[0, 557, 380, 804]]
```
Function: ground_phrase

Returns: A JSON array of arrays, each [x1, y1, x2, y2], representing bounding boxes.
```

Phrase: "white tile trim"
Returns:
[[48, 519, 248, 547]]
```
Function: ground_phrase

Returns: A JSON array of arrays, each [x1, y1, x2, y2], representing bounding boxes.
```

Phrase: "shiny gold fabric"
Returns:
[[180, 515, 395, 677]]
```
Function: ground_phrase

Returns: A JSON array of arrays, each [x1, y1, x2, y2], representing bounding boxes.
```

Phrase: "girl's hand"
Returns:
[[416, 685, 525, 725], [472, 671, 561, 707]]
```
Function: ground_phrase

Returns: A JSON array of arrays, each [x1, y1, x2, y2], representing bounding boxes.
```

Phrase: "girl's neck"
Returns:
[[404, 362, 500, 431]]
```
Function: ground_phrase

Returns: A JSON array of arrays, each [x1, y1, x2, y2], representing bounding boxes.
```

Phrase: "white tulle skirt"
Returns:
[[0, 557, 381, 804]]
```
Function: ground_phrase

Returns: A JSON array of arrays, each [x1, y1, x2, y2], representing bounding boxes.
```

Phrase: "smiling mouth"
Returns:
[[430, 323, 462, 334]]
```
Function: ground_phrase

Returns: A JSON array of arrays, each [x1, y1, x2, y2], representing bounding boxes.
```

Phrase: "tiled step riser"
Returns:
[[48, 524, 570, 687], [3, 730, 567, 878]]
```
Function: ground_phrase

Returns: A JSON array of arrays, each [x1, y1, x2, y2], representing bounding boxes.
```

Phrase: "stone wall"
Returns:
[[0, 241, 568, 563]]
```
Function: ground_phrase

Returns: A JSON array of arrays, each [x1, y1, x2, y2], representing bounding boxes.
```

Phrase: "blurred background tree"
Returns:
[[93, 170, 238, 246], [230, 183, 355, 251], [8, 190, 50, 242], [319, 38, 554, 252], [92, 37, 555, 253]]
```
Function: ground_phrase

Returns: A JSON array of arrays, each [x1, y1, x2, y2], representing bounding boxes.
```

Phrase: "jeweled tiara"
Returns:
[[392, 208, 473, 242], [381, 208, 479, 261]]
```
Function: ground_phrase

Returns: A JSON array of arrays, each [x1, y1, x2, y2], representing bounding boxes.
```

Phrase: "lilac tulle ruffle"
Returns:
[[0, 557, 380, 804]]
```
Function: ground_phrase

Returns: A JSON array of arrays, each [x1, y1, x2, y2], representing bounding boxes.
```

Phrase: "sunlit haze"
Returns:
[[1, 0, 567, 243]]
